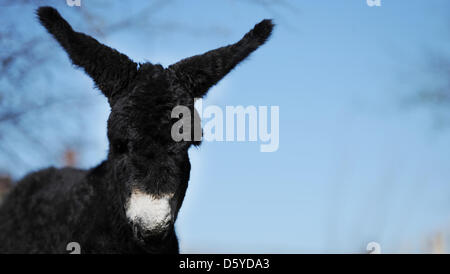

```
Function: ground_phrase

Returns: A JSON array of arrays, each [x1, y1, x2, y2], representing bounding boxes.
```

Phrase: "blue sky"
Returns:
[[2, 0, 450, 253]]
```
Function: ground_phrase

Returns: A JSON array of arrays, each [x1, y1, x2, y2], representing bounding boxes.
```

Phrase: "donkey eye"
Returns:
[[113, 139, 128, 154]]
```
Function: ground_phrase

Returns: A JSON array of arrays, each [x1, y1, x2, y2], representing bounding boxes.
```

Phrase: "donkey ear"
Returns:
[[169, 19, 274, 98], [37, 6, 138, 100]]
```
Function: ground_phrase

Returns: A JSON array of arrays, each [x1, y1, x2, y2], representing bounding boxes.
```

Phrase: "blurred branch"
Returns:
[[408, 48, 450, 129], [101, 0, 173, 35], [243, 0, 300, 32], [0, 0, 298, 178], [418, 52, 450, 105]]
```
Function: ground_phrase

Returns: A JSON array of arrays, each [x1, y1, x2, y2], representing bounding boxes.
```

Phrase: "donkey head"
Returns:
[[37, 7, 273, 244]]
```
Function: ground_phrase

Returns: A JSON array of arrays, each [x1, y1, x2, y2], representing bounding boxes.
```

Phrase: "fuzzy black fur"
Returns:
[[0, 6, 273, 254]]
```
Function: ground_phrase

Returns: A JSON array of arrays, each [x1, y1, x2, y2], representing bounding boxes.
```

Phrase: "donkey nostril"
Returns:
[[136, 226, 144, 239]]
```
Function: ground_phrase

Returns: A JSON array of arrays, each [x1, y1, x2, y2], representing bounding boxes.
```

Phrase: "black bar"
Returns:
[[0, 254, 448, 272]]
